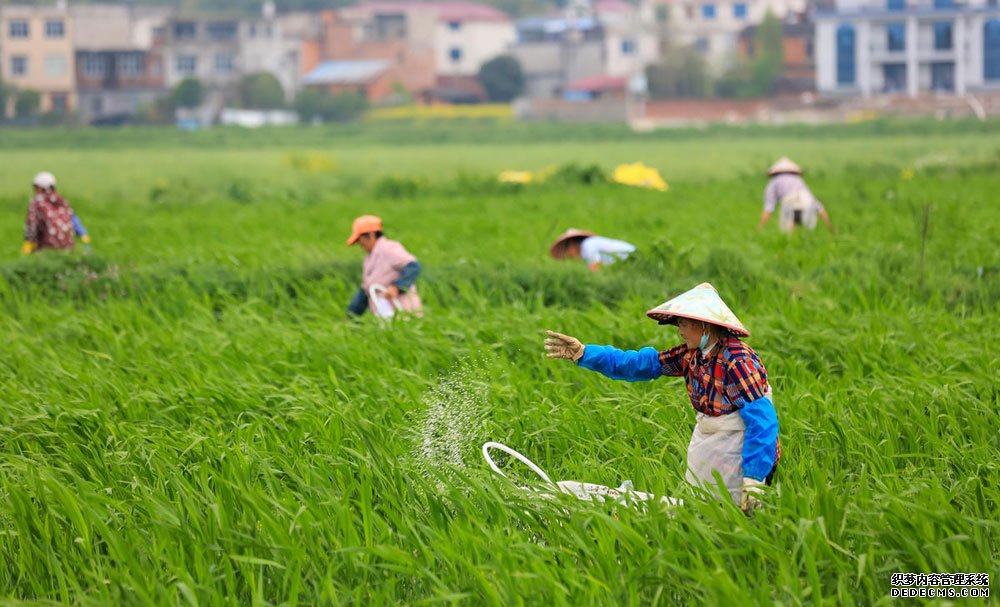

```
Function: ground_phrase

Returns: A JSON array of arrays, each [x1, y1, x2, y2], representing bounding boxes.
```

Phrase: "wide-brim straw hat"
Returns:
[[550, 228, 595, 259], [646, 282, 749, 337], [767, 157, 802, 177]]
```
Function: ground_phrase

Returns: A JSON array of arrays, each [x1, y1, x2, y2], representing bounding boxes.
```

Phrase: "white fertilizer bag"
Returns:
[[369, 283, 402, 319], [482, 442, 682, 509]]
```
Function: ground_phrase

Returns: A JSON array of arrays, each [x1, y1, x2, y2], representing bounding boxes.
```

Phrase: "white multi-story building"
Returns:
[[0, 3, 76, 113], [814, 0, 1000, 96], [161, 3, 301, 101], [653, 0, 807, 71], [511, 0, 660, 98], [337, 1, 516, 79]]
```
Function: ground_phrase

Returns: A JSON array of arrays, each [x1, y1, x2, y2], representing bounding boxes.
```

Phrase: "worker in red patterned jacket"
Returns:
[[545, 282, 779, 515], [22, 171, 91, 255]]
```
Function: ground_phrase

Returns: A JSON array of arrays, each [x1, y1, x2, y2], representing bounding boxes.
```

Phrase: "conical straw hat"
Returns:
[[767, 157, 802, 177], [550, 228, 596, 259], [646, 282, 749, 337]]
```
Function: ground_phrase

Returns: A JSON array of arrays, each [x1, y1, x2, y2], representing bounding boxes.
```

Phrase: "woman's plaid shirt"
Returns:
[[658, 336, 770, 417]]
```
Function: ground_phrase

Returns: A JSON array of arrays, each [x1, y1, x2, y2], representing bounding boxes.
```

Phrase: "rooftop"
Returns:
[[303, 60, 391, 85]]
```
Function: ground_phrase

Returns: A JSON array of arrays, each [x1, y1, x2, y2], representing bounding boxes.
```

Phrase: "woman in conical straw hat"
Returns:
[[759, 157, 834, 233], [550, 228, 636, 272], [544, 282, 779, 514]]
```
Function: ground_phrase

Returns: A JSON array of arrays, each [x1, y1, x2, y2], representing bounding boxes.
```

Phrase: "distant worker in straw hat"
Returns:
[[345, 214, 423, 318], [550, 228, 636, 272], [544, 282, 780, 515], [21, 171, 92, 255], [759, 157, 834, 233]]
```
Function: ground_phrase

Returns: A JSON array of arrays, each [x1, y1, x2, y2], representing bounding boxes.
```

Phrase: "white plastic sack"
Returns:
[[369, 284, 400, 319], [482, 442, 681, 509]]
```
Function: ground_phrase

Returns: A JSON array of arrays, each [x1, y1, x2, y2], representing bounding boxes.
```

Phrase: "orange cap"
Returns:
[[346, 214, 383, 245]]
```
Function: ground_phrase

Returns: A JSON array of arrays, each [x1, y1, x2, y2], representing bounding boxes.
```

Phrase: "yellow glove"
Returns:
[[81, 235, 91, 244], [741, 477, 767, 515], [544, 330, 585, 362], [21, 241, 35, 255]]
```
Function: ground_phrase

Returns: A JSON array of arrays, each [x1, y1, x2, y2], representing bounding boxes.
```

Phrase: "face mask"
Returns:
[[699, 331, 711, 355]]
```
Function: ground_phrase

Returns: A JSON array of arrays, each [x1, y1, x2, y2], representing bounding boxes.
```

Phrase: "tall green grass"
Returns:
[[0, 124, 996, 605]]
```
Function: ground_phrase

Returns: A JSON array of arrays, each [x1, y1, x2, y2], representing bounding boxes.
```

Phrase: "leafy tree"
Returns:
[[293, 88, 367, 122], [751, 11, 784, 95], [478, 55, 524, 102], [237, 72, 285, 109], [0, 77, 12, 119], [645, 47, 711, 99], [170, 78, 205, 109], [14, 89, 41, 118]]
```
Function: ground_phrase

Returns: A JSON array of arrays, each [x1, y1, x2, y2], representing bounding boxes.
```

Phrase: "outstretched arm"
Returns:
[[545, 331, 662, 382], [578, 344, 663, 382]]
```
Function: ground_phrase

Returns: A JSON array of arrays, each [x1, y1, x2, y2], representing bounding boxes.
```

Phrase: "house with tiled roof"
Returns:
[[303, 1, 515, 102]]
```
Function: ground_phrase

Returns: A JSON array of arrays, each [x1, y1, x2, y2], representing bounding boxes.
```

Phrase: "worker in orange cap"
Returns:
[[345, 214, 423, 318]]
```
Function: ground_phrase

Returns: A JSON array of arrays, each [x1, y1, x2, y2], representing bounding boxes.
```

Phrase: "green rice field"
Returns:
[[0, 120, 997, 605]]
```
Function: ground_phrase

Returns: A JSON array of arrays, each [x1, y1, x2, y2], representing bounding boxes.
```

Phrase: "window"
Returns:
[[933, 22, 952, 50], [883, 63, 906, 92], [120, 53, 144, 76], [695, 37, 710, 53], [45, 20, 64, 38], [249, 23, 257, 37], [207, 22, 237, 40], [933, 0, 954, 8], [702, 4, 716, 19], [621, 39, 636, 54], [50, 93, 67, 113], [173, 22, 196, 39], [887, 22, 905, 51], [44, 55, 67, 76], [930, 61, 954, 90], [82, 54, 106, 76], [448, 20, 461, 30], [836, 24, 856, 85], [10, 55, 28, 76], [656, 5, 670, 22], [215, 52, 235, 73], [887, 0, 905, 10], [985, 19, 1000, 80], [9, 21, 29, 38], [449, 47, 462, 62], [733, 3, 748, 18], [176, 55, 197, 75]]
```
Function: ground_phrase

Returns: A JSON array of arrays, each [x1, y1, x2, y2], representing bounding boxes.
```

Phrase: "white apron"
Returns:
[[779, 189, 818, 233], [685, 411, 745, 504]]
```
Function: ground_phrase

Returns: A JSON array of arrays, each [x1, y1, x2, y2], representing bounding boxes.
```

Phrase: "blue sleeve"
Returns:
[[577, 345, 663, 382], [394, 260, 421, 292], [72, 214, 88, 237], [347, 288, 369, 317], [738, 395, 779, 481]]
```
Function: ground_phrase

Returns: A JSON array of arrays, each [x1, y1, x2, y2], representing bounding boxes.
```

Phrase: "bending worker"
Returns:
[[22, 171, 91, 254], [758, 157, 833, 233], [544, 282, 780, 514], [550, 228, 635, 271], [346, 214, 422, 318]]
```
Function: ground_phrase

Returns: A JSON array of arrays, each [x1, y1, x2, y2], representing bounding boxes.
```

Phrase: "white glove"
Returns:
[[544, 330, 584, 362], [741, 477, 766, 515]]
